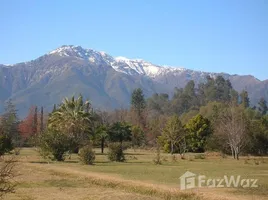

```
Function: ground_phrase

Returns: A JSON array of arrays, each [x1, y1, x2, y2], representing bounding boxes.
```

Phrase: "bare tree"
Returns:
[[0, 156, 16, 197], [177, 137, 187, 159], [217, 104, 248, 160]]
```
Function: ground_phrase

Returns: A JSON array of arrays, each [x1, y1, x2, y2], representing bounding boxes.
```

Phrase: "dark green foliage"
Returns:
[[147, 93, 170, 114], [107, 142, 125, 162], [131, 88, 146, 116], [48, 95, 93, 148], [79, 145, 95, 165], [247, 116, 268, 155], [96, 125, 108, 154], [199, 76, 233, 104], [108, 122, 132, 144], [171, 81, 198, 115], [38, 130, 72, 161], [185, 114, 212, 153], [52, 104, 57, 113], [131, 88, 146, 127], [0, 99, 20, 149], [0, 135, 13, 156], [131, 125, 145, 147], [258, 97, 268, 115]]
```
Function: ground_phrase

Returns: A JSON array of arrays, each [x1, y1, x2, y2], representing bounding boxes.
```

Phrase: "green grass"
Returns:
[[11, 148, 268, 200]]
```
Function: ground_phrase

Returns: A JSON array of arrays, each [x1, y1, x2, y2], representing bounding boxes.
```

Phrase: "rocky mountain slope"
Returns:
[[0, 45, 267, 117]]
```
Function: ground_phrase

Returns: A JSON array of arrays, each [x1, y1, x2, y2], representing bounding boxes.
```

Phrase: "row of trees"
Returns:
[[1, 76, 268, 162]]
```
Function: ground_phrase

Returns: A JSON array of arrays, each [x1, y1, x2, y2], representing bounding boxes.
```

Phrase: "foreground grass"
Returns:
[[3, 148, 268, 200]]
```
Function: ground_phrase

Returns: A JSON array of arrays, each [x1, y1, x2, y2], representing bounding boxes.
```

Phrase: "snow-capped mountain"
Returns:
[[0, 45, 267, 117], [47, 45, 218, 79]]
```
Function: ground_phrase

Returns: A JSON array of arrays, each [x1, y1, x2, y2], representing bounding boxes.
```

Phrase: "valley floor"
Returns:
[[3, 148, 268, 200]]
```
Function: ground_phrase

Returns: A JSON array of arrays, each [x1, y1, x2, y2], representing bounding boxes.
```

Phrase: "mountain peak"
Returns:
[[49, 45, 87, 56]]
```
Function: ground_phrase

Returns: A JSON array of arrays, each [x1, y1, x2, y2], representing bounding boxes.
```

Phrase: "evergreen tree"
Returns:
[[52, 104, 57, 112], [185, 114, 212, 153], [258, 97, 268, 115], [240, 90, 250, 108], [162, 115, 185, 154], [0, 99, 20, 148], [131, 88, 146, 127], [131, 88, 146, 116], [108, 122, 132, 144]]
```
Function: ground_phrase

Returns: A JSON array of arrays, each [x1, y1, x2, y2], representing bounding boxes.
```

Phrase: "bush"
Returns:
[[38, 130, 72, 161], [79, 145, 95, 165], [153, 147, 162, 165], [0, 135, 13, 156], [107, 143, 125, 162]]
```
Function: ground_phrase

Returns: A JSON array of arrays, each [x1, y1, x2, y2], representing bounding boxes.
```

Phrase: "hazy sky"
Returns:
[[1, 0, 268, 80]]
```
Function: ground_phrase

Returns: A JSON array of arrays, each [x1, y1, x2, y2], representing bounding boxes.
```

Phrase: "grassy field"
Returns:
[[3, 148, 268, 200]]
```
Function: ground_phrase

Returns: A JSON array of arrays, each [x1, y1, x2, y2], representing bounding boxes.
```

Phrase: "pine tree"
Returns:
[[131, 88, 146, 127], [1, 99, 20, 148], [258, 97, 268, 115], [52, 104, 57, 112], [240, 90, 250, 108]]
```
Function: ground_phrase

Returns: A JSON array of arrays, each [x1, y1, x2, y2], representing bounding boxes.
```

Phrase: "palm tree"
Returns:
[[96, 125, 108, 154], [48, 95, 93, 148]]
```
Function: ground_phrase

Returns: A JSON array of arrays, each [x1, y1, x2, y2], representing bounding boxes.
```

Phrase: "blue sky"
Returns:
[[1, 0, 268, 80]]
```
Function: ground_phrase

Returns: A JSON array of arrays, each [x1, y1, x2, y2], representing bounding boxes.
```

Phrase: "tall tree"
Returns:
[[18, 106, 35, 139], [258, 97, 268, 115], [48, 95, 93, 148], [131, 125, 145, 148], [0, 99, 20, 148], [162, 115, 185, 154], [131, 88, 146, 127], [217, 104, 248, 160], [185, 114, 212, 153], [32, 106, 38, 136], [240, 90, 250, 108], [96, 125, 108, 154], [108, 122, 132, 144]]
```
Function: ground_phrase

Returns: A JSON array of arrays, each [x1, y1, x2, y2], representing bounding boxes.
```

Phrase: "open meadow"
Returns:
[[3, 148, 268, 200]]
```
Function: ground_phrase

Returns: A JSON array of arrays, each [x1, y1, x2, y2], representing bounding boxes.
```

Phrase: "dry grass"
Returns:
[[3, 162, 162, 200], [2, 148, 268, 200]]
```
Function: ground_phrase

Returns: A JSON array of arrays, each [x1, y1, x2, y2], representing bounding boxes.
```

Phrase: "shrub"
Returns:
[[153, 147, 162, 165], [0, 135, 13, 156], [0, 156, 16, 197], [107, 143, 125, 162], [79, 145, 95, 165], [38, 130, 72, 161]]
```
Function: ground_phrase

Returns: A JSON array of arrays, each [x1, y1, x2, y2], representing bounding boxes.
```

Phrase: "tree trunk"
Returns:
[[235, 148, 239, 160], [101, 138, 104, 154], [231, 146, 235, 159], [171, 143, 174, 155]]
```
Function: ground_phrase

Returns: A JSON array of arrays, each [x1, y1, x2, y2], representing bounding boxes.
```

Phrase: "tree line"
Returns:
[[0, 75, 267, 163]]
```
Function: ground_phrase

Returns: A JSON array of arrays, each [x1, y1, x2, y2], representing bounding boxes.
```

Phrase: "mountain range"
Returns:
[[0, 45, 267, 117]]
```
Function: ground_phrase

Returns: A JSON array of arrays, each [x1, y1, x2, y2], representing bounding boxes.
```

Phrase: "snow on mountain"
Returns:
[[47, 45, 192, 78], [46, 45, 223, 81]]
